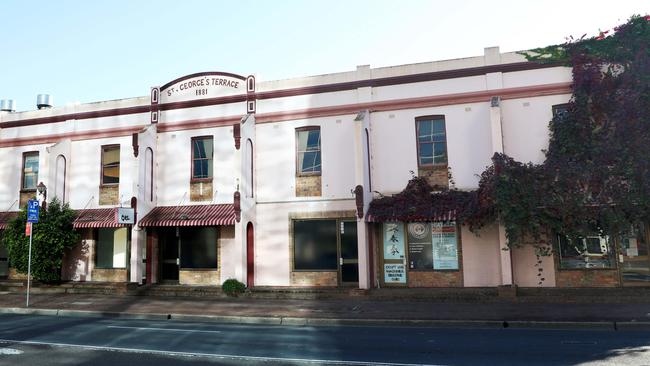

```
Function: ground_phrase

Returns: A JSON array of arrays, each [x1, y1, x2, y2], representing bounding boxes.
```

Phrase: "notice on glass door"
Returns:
[[432, 222, 459, 270]]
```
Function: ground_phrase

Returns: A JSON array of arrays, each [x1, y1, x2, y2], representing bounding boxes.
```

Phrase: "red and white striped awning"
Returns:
[[73, 208, 125, 229], [138, 204, 235, 227], [0, 212, 19, 230]]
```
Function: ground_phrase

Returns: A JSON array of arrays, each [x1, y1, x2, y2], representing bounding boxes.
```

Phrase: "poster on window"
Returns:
[[383, 223, 405, 260], [407, 223, 433, 270], [384, 264, 406, 284], [432, 222, 459, 270]]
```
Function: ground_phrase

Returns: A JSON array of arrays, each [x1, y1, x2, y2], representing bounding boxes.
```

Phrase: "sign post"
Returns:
[[26, 199, 39, 308]]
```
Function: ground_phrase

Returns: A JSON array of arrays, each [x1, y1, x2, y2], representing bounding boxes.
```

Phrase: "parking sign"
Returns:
[[27, 200, 39, 223]]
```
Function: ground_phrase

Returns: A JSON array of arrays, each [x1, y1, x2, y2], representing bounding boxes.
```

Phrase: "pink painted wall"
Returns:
[[461, 224, 501, 287], [512, 244, 556, 287]]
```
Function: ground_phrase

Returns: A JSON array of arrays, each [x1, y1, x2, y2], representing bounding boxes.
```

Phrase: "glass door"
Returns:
[[339, 220, 358, 284], [0, 236, 8, 278], [620, 225, 650, 286], [160, 228, 179, 282]]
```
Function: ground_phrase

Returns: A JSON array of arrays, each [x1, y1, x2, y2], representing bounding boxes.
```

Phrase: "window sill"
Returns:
[[292, 269, 338, 272], [418, 164, 448, 170], [20, 189, 37, 194], [296, 173, 322, 177], [99, 184, 119, 188], [190, 178, 213, 183], [179, 267, 219, 271]]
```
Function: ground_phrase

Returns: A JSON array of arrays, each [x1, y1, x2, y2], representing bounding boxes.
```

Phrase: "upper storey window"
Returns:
[[296, 127, 321, 175], [416, 116, 447, 166], [192, 136, 213, 180], [22, 152, 39, 190], [101, 145, 120, 185]]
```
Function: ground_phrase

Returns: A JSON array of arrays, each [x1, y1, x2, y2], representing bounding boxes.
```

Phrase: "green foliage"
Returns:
[[2, 198, 80, 283], [222, 278, 246, 296]]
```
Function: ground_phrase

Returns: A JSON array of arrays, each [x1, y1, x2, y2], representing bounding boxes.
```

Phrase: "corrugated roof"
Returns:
[[138, 204, 235, 227]]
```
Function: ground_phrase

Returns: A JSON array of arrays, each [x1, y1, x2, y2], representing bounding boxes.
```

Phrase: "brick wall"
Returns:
[[555, 269, 620, 287], [408, 271, 463, 287], [8, 268, 28, 280], [295, 175, 321, 197], [190, 181, 213, 202], [291, 271, 338, 286], [99, 185, 119, 205], [92, 268, 128, 282], [179, 270, 220, 286], [19, 191, 36, 208], [418, 166, 449, 189]]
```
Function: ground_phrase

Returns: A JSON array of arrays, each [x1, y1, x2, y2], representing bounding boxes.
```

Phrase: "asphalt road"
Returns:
[[1, 314, 650, 365]]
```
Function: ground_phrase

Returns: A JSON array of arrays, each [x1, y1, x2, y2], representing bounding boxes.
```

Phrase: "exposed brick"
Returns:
[[555, 269, 620, 287], [99, 185, 119, 205], [296, 175, 321, 197], [92, 268, 128, 282], [180, 270, 220, 286], [291, 271, 338, 286], [190, 181, 213, 202], [19, 191, 36, 209], [418, 166, 449, 189], [8, 268, 28, 280], [407, 271, 462, 287]]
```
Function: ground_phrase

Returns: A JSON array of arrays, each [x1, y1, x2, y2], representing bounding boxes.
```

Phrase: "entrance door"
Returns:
[[0, 238, 8, 278], [340, 220, 359, 284], [160, 228, 179, 282], [246, 222, 254, 288], [620, 226, 650, 286]]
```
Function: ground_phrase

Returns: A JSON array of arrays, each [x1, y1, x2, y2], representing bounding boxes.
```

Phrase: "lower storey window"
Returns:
[[557, 234, 615, 269], [180, 227, 218, 269], [96, 228, 128, 268], [293, 220, 337, 270]]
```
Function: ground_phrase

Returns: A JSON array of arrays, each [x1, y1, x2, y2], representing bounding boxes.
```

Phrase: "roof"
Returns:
[[73, 208, 125, 229], [366, 177, 476, 223], [138, 204, 235, 227], [0, 212, 19, 230]]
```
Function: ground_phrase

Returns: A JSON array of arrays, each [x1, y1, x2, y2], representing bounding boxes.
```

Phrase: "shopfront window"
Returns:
[[407, 222, 459, 271], [96, 228, 128, 268], [180, 227, 218, 269], [557, 234, 615, 269], [620, 225, 650, 283], [293, 219, 337, 270]]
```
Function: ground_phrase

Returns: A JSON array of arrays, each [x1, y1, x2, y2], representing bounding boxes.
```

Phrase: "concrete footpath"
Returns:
[[1, 292, 650, 330]]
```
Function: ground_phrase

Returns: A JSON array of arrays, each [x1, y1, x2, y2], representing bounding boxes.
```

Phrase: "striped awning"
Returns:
[[138, 204, 235, 227], [73, 208, 125, 229], [0, 212, 19, 230]]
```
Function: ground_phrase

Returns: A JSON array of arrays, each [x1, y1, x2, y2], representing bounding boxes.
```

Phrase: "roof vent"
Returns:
[[37, 94, 53, 109], [0, 99, 16, 112]]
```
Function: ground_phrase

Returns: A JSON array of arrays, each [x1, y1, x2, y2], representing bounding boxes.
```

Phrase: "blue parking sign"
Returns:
[[27, 200, 39, 223]]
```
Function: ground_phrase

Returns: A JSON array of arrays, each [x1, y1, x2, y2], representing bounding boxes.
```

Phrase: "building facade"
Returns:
[[0, 47, 647, 289]]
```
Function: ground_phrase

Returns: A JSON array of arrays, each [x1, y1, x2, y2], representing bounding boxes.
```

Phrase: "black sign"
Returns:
[[407, 223, 433, 270]]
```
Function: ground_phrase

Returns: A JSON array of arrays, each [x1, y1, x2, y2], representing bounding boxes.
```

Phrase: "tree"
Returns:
[[2, 198, 80, 283]]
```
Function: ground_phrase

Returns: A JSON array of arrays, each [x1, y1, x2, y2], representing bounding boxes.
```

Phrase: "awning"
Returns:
[[0, 212, 19, 230], [138, 204, 236, 227], [73, 208, 125, 229]]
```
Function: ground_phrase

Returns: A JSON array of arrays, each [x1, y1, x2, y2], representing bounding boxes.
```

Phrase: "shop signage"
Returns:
[[116, 208, 135, 224], [407, 223, 433, 270], [384, 263, 406, 284], [160, 72, 246, 104], [432, 222, 459, 270], [383, 222, 405, 260]]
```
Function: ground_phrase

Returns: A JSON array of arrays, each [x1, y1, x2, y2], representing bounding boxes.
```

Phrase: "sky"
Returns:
[[1, 0, 649, 111]]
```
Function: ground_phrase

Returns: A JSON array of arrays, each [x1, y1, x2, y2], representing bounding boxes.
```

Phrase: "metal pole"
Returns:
[[26, 222, 32, 308]]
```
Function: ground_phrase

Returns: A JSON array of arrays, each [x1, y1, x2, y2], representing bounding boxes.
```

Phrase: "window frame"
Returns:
[[556, 233, 617, 270], [295, 126, 322, 177], [21, 151, 39, 192], [190, 136, 214, 182], [552, 103, 570, 119], [178, 226, 219, 270], [100, 144, 121, 187], [415, 115, 448, 168], [94, 227, 129, 269], [292, 218, 341, 272]]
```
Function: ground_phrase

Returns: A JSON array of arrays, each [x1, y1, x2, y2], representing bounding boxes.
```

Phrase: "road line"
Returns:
[[0, 338, 444, 366], [106, 325, 223, 334]]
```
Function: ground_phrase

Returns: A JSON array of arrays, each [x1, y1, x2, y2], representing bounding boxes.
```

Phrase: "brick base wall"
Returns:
[[295, 175, 321, 197], [19, 191, 36, 209], [99, 185, 119, 205], [8, 268, 28, 280], [418, 166, 449, 189], [408, 271, 463, 287], [291, 271, 337, 286], [190, 181, 213, 202], [555, 269, 620, 287], [179, 270, 220, 286], [92, 268, 128, 282]]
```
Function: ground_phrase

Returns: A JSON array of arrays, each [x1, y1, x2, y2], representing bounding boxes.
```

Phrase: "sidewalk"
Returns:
[[2, 291, 650, 329]]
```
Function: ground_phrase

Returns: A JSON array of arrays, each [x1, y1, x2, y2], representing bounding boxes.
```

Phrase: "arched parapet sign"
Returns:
[[159, 71, 248, 103]]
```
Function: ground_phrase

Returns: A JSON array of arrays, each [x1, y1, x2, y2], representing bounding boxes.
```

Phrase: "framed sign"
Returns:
[[432, 221, 459, 270], [384, 264, 406, 284], [407, 223, 433, 270], [116, 207, 135, 224], [383, 223, 405, 260]]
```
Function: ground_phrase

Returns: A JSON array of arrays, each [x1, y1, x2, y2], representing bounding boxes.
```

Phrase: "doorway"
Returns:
[[0, 236, 8, 279], [620, 225, 650, 286], [246, 222, 254, 288], [339, 220, 359, 284], [159, 228, 179, 282]]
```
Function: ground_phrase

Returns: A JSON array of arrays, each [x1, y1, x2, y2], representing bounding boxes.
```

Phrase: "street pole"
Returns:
[[26, 222, 32, 308]]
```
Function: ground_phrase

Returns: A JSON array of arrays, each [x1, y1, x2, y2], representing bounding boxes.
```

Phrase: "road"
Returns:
[[0, 314, 650, 365]]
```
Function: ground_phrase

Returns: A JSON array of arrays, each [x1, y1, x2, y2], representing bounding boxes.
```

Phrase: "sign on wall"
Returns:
[[159, 72, 247, 104], [384, 264, 406, 284], [383, 222, 405, 260], [116, 208, 135, 225], [432, 222, 459, 270], [407, 223, 433, 270]]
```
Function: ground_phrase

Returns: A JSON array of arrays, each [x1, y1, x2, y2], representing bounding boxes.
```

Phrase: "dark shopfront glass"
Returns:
[[180, 227, 218, 269], [557, 234, 615, 269]]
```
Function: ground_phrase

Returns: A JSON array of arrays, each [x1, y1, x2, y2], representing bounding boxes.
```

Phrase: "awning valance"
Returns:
[[138, 204, 236, 227], [73, 208, 126, 229]]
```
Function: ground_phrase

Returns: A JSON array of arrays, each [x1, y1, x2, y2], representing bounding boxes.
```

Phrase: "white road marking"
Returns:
[[0, 347, 23, 355], [0, 338, 443, 366], [107, 325, 222, 334]]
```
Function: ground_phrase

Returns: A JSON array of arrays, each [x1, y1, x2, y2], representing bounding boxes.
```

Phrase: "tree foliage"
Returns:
[[2, 198, 80, 283]]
